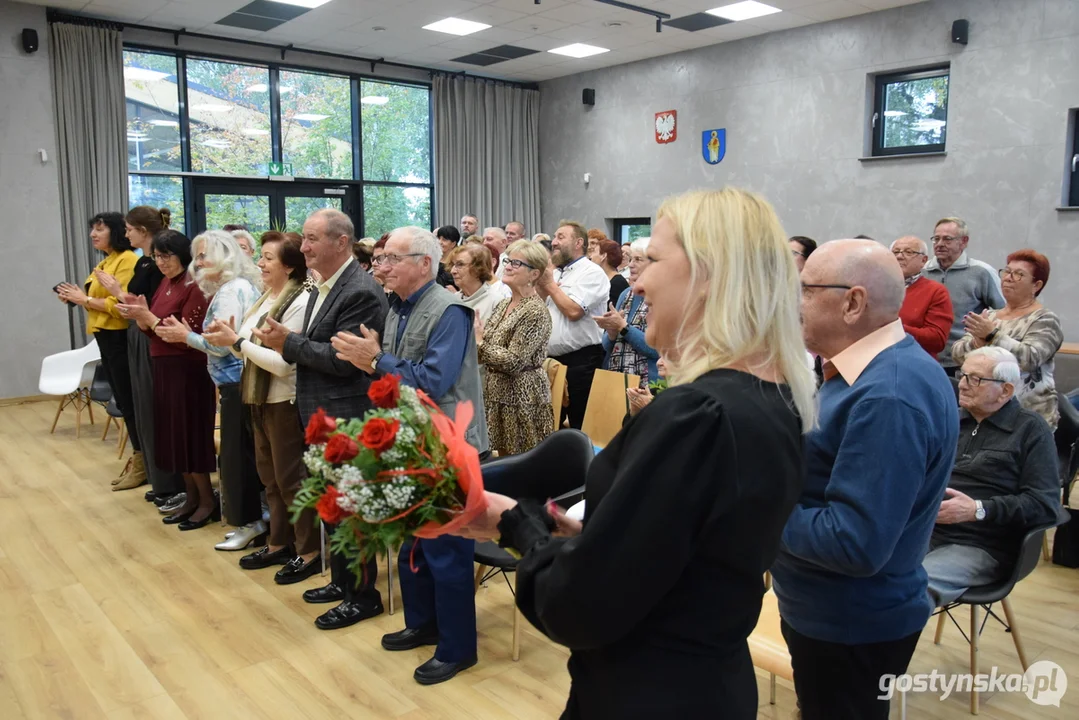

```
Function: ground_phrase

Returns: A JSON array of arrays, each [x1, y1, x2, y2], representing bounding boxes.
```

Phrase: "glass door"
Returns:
[[191, 179, 358, 238]]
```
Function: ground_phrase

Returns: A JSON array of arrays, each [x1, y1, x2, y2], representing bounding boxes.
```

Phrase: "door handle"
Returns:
[[1073, 153, 1078, 173]]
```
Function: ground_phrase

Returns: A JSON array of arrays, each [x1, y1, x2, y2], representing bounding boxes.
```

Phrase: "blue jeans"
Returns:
[[398, 535, 477, 662], [923, 543, 1002, 605]]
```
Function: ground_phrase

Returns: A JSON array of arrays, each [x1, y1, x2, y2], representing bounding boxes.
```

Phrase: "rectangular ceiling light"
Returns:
[[707, 1, 781, 22], [267, 0, 334, 8], [548, 43, 610, 59], [423, 17, 492, 36]]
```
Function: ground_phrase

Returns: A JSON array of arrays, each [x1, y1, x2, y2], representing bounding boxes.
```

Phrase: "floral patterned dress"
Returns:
[[477, 295, 553, 456]]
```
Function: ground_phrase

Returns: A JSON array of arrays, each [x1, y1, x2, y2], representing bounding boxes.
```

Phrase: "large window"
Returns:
[[614, 218, 652, 244], [872, 67, 949, 156], [129, 175, 186, 230], [281, 69, 353, 179], [125, 50, 182, 172], [363, 186, 431, 239], [186, 59, 272, 175]]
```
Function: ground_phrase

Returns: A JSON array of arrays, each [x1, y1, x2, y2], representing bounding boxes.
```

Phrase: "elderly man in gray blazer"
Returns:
[[253, 208, 389, 630]]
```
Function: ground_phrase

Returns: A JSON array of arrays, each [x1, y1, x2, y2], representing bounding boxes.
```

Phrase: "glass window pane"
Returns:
[[186, 58, 271, 175], [619, 224, 651, 244], [124, 51, 181, 172], [280, 70, 353, 179], [204, 194, 270, 235], [361, 81, 430, 183], [285, 195, 343, 232], [363, 186, 431, 238], [129, 175, 185, 233], [882, 74, 949, 149]]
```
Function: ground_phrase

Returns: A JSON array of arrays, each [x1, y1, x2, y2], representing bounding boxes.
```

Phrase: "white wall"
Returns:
[[0, 0, 69, 398]]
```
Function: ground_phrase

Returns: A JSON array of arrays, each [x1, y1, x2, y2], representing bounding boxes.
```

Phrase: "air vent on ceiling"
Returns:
[[663, 12, 733, 32], [451, 45, 540, 66], [215, 0, 311, 32]]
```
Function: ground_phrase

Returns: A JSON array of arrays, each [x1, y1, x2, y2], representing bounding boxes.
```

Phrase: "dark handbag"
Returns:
[[1052, 461, 1079, 567]]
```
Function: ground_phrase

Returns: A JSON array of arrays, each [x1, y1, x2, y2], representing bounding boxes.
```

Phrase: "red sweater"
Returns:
[[899, 276, 953, 357]]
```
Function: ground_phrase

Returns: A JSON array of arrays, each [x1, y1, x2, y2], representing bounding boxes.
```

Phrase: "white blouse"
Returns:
[[230, 289, 310, 405]]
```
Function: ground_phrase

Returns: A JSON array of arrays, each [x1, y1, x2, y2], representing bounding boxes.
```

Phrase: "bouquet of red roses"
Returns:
[[291, 374, 485, 580]]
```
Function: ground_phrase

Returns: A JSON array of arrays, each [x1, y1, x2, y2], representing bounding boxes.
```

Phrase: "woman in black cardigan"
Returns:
[[456, 188, 817, 718]]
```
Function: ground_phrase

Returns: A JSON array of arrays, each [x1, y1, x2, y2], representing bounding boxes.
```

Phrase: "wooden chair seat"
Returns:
[[749, 590, 793, 682]]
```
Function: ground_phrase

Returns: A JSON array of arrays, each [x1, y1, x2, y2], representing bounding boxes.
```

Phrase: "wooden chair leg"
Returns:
[[512, 573, 521, 661], [50, 395, 65, 433], [1042, 534, 1050, 562], [75, 400, 83, 439], [1001, 597, 1028, 670], [970, 604, 980, 715], [474, 564, 487, 593], [101, 416, 111, 442], [934, 610, 946, 644], [86, 392, 95, 425], [769, 673, 777, 705], [117, 424, 127, 459]]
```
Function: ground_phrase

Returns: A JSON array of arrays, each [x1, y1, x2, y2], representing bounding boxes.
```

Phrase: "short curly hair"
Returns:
[[447, 244, 493, 284]]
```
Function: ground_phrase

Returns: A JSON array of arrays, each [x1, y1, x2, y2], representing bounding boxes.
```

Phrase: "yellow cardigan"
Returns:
[[83, 250, 139, 333]]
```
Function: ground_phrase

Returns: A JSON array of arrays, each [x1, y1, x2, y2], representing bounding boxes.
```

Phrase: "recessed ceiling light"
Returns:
[[267, 0, 333, 8], [148, 119, 180, 127], [706, 1, 782, 22], [201, 139, 232, 148], [127, 132, 149, 142], [279, 85, 295, 95], [242, 128, 270, 136], [246, 83, 269, 92], [124, 67, 170, 82], [548, 43, 610, 59], [192, 103, 232, 113], [293, 113, 331, 121], [360, 96, 389, 105], [883, 110, 907, 117], [422, 17, 492, 36]]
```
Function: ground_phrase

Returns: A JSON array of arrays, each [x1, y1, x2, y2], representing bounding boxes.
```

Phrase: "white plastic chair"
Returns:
[[39, 338, 101, 438]]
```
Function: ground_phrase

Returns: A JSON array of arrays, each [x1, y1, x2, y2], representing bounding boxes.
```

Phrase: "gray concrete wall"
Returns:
[[538, 0, 1079, 341], [0, 0, 69, 398]]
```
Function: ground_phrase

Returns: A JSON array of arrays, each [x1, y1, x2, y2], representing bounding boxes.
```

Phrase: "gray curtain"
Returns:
[[50, 22, 128, 345], [433, 74, 540, 237]]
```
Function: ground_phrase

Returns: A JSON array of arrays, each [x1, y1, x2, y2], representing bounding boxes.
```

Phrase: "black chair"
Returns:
[[931, 523, 1057, 715], [88, 363, 112, 424], [103, 397, 128, 458], [474, 429, 593, 660], [1055, 391, 1079, 485]]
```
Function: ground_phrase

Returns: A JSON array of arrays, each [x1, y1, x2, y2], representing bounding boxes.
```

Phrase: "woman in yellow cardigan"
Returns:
[[57, 212, 143, 488]]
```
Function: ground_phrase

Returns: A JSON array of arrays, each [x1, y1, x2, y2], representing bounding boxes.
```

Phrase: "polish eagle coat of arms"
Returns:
[[655, 110, 677, 144]]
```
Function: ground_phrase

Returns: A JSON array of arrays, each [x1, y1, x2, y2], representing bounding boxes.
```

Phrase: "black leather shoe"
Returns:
[[381, 627, 439, 652], [314, 599, 384, 630], [413, 656, 477, 686], [274, 555, 322, 585], [177, 502, 221, 531], [144, 490, 157, 502], [154, 492, 182, 507], [162, 508, 195, 525], [239, 545, 293, 570], [302, 583, 344, 604]]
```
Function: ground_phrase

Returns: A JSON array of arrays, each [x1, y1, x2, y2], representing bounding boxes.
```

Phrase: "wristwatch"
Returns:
[[232, 337, 244, 352], [371, 351, 384, 371], [618, 325, 630, 339], [974, 500, 986, 521]]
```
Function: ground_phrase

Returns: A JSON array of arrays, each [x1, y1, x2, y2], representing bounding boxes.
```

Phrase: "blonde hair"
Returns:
[[505, 239, 548, 277], [656, 188, 817, 432], [190, 230, 262, 296]]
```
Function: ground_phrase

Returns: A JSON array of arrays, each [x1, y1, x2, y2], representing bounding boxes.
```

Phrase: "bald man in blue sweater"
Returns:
[[772, 239, 959, 720]]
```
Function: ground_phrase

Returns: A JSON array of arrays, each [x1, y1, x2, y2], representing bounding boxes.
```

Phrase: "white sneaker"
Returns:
[[214, 521, 267, 551]]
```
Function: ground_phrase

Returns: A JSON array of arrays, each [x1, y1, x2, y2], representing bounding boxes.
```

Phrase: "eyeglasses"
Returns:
[[930, 235, 963, 245], [503, 258, 535, 270], [892, 250, 926, 258], [801, 283, 853, 293], [372, 253, 425, 267], [791, 249, 807, 259], [450, 261, 471, 271], [956, 371, 1007, 388], [152, 253, 174, 263], [998, 268, 1028, 281]]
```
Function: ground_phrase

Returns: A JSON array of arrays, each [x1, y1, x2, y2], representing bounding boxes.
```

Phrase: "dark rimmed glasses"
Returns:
[[956, 371, 1007, 388]]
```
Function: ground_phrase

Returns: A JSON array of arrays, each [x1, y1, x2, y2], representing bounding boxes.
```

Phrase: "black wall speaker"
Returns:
[[22, 28, 39, 54], [952, 19, 969, 45], [582, 88, 595, 106]]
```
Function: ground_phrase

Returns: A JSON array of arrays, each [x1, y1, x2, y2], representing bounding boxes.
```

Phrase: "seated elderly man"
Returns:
[[924, 346, 1060, 605]]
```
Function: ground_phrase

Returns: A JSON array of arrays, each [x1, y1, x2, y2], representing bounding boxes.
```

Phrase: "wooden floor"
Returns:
[[1, 399, 1077, 719]]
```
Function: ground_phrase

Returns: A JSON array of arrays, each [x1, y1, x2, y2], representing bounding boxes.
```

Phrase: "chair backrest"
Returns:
[[1056, 391, 1079, 451], [38, 338, 102, 395], [543, 358, 568, 430], [89, 363, 113, 403], [581, 368, 640, 448], [482, 429, 592, 503], [1012, 525, 1053, 587]]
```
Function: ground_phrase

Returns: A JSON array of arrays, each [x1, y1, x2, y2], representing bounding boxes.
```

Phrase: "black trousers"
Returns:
[[552, 344, 605, 430], [217, 383, 262, 526], [325, 522, 380, 603], [781, 620, 921, 720], [94, 329, 141, 452]]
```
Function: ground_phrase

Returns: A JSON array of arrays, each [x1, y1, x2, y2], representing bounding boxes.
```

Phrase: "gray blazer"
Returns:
[[282, 260, 388, 424]]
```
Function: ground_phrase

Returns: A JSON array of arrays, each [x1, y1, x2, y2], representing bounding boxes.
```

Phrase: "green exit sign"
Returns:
[[268, 162, 293, 176]]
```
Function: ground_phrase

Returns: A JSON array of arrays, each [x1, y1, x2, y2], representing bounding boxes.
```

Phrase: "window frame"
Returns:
[[123, 44, 435, 237], [613, 218, 653, 245], [1068, 109, 1079, 208], [871, 65, 950, 157]]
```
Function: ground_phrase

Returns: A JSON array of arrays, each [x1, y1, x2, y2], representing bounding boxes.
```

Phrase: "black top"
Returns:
[[499, 369, 805, 719], [127, 256, 164, 301], [436, 266, 455, 289], [608, 272, 629, 310], [931, 398, 1060, 565]]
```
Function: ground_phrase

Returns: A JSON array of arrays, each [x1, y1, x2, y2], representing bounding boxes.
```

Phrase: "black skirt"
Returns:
[[152, 354, 216, 474]]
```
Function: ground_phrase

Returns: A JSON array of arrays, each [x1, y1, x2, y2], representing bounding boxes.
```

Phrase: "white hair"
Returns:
[[630, 237, 651, 254], [393, 226, 442, 279], [484, 226, 507, 242], [191, 230, 262, 295], [532, 233, 550, 243], [966, 346, 1021, 386], [230, 229, 256, 251], [890, 236, 928, 254]]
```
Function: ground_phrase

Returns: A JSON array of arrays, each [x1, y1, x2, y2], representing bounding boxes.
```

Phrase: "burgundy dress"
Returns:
[[145, 272, 216, 474]]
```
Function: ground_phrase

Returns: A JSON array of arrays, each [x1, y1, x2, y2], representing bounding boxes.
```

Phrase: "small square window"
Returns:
[[1068, 110, 1079, 207], [871, 67, 949, 156]]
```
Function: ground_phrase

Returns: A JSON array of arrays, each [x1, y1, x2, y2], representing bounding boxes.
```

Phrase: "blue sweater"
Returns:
[[771, 335, 958, 644]]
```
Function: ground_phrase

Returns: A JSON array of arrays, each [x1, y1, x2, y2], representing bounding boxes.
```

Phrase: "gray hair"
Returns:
[[483, 226, 507, 242], [230, 229, 256, 251], [890, 235, 928, 254], [393, 226, 442, 279], [191, 230, 262, 296], [312, 208, 355, 244], [532, 233, 550, 243], [630, 237, 651, 254], [935, 216, 968, 238], [966, 346, 1021, 386]]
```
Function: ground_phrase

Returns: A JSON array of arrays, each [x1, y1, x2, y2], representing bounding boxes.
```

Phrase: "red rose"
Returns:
[[324, 433, 359, 464], [360, 417, 400, 455], [315, 485, 349, 524], [304, 407, 337, 445], [368, 374, 401, 409]]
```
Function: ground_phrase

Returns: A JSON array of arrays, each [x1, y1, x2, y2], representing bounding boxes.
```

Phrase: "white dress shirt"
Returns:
[[306, 256, 353, 332], [546, 257, 610, 356]]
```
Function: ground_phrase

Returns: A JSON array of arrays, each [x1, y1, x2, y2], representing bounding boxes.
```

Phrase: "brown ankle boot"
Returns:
[[113, 452, 147, 491], [112, 456, 134, 486]]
